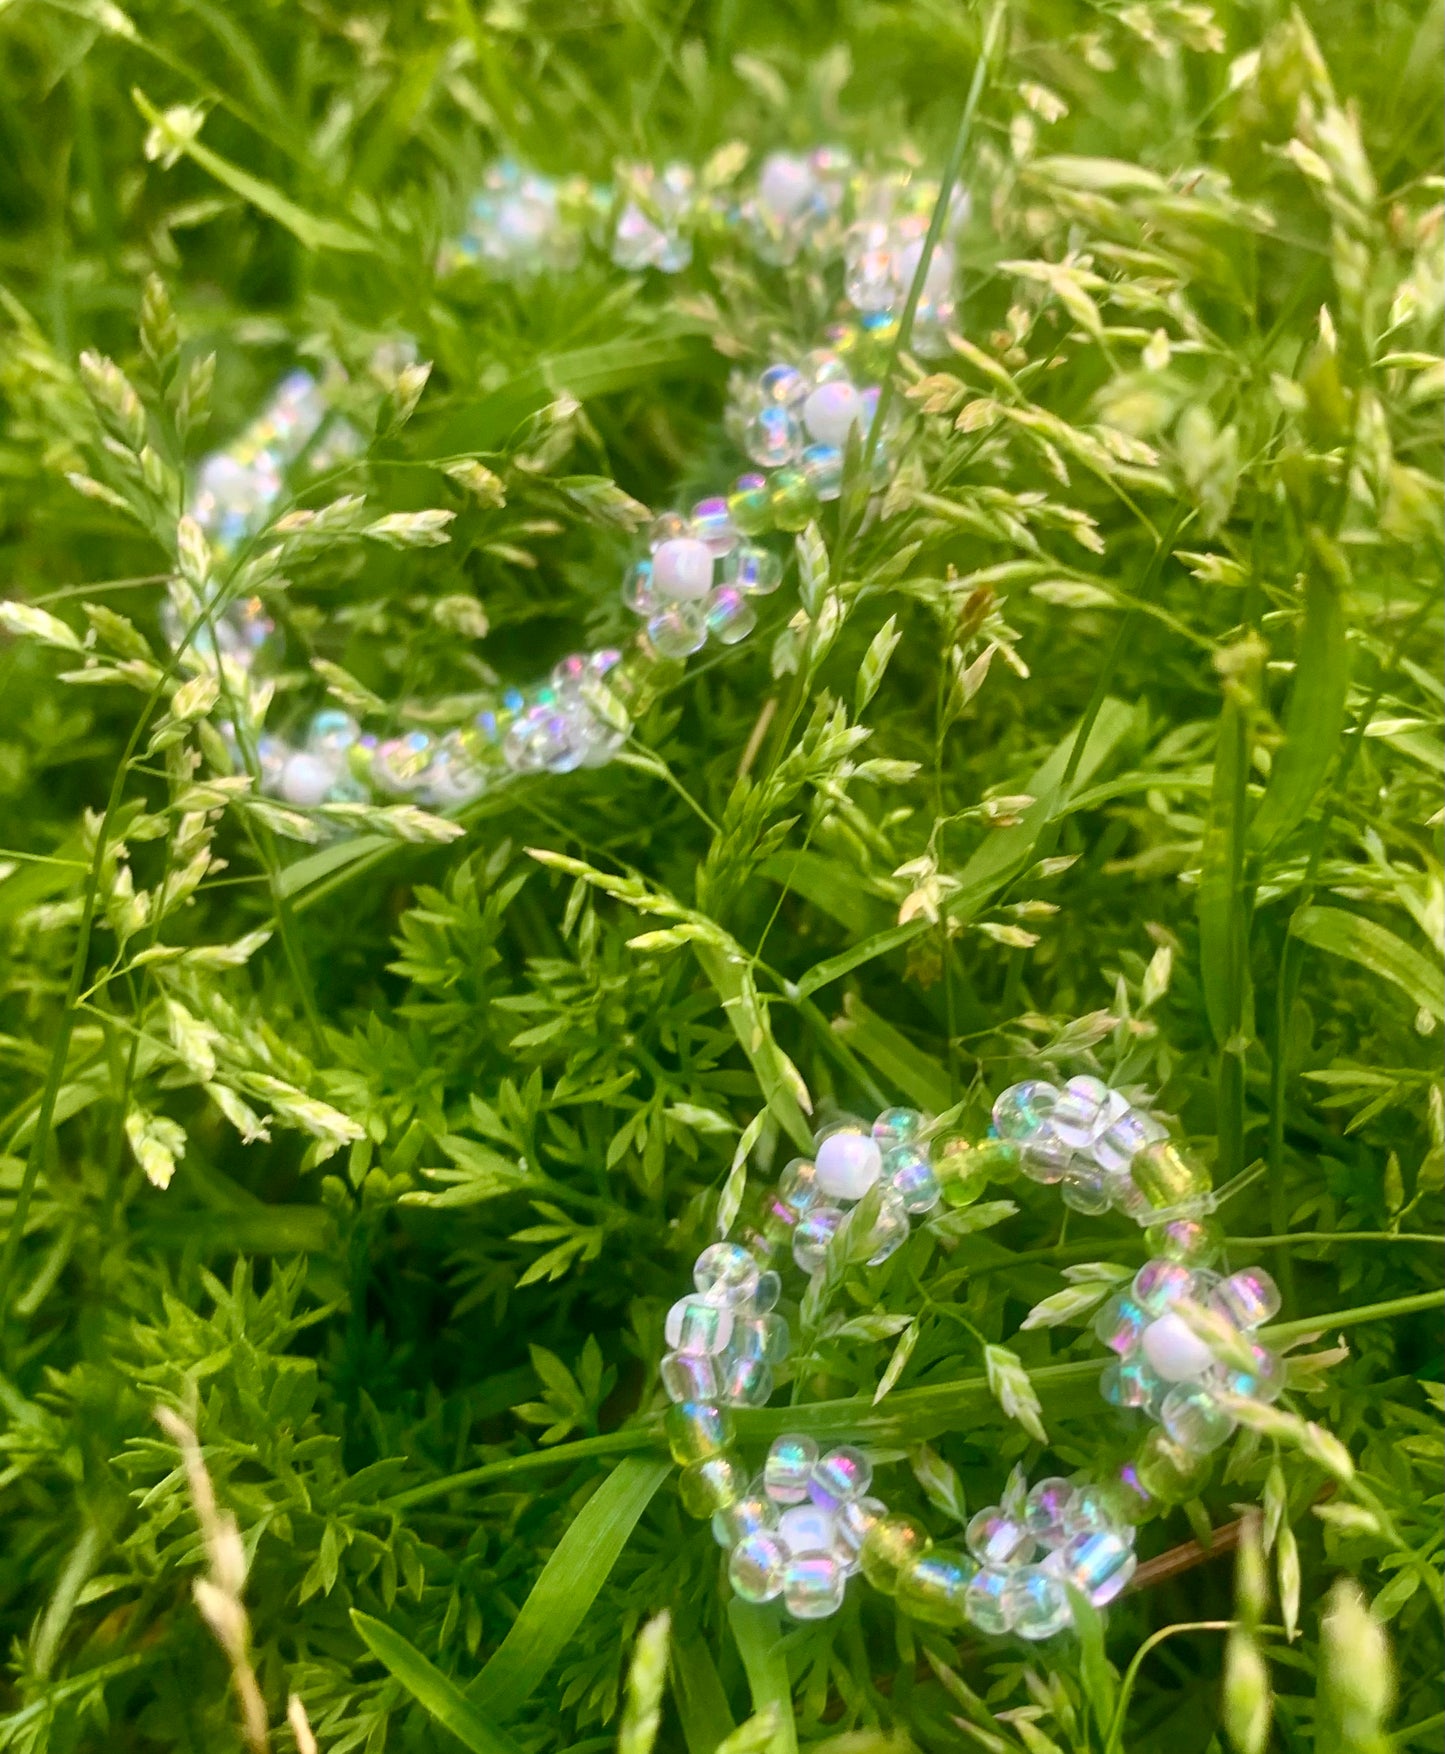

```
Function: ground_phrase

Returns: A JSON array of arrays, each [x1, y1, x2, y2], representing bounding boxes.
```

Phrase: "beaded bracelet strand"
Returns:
[[166, 148, 965, 821], [661, 1086, 1287, 1630]]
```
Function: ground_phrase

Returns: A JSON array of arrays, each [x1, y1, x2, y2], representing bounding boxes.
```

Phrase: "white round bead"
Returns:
[[802, 381, 864, 450], [758, 153, 816, 221], [1140, 1311, 1216, 1383], [651, 536, 713, 601], [777, 1504, 835, 1557], [814, 1131, 882, 1201], [279, 752, 335, 806]]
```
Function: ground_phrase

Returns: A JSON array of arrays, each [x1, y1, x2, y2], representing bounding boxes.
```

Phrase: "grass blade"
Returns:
[[350, 1611, 523, 1754]]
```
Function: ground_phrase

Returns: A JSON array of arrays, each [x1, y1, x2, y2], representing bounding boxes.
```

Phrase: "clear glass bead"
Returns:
[[719, 1352, 773, 1409], [791, 1205, 843, 1273], [865, 1188, 912, 1265], [1100, 1356, 1163, 1411], [872, 1107, 926, 1148], [777, 1156, 819, 1215], [704, 585, 756, 645], [1019, 1136, 1074, 1184], [782, 1554, 845, 1619], [1092, 1105, 1168, 1174], [800, 443, 844, 502], [646, 601, 708, 660], [897, 1548, 974, 1627], [664, 1400, 734, 1466], [1134, 1428, 1211, 1505], [694, 1242, 760, 1303], [1160, 1383, 1237, 1454], [1132, 1259, 1196, 1317], [723, 543, 783, 595], [991, 1081, 1061, 1143], [1210, 1268, 1281, 1331], [965, 1509, 1034, 1569], [884, 1145, 941, 1214], [1093, 1292, 1148, 1355], [621, 557, 656, 613], [660, 1350, 718, 1403], [690, 495, 737, 557], [1146, 1216, 1224, 1266], [809, 1446, 872, 1510], [742, 403, 803, 468], [1023, 1477, 1074, 1546], [834, 1494, 886, 1558], [1051, 1075, 1123, 1150], [665, 1294, 735, 1356], [1060, 1160, 1113, 1215], [1002, 1564, 1072, 1641], [758, 363, 807, 406], [1213, 1340, 1284, 1404], [728, 1532, 785, 1603], [307, 708, 360, 757], [1061, 1484, 1129, 1540], [763, 1434, 818, 1505], [1059, 1529, 1136, 1606], [964, 1567, 1014, 1635], [712, 1492, 775, 1548]]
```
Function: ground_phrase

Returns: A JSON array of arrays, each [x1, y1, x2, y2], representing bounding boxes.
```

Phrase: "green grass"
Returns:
[[0, 2, 1442, 1751]]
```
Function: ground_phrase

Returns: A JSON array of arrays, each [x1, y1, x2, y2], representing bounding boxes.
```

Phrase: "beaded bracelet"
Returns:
[[168, 148, 966, 820], [662, 1085, 1288, 1629]]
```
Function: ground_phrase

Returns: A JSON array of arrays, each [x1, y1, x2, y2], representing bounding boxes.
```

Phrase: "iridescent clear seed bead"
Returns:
[[800, 443, 844, 501], [664, 1400, 733, 1465], [965, 1509, 1034, 1569], [834, 1494, 886, 1558], [1147, 1217, 1224, 1266], [809, 1446, 872, 1510], [743, 403, 804, 468], [865, 1188, 912, 1265], [712, 1491, 775, 1548], [660, 1350, 718, 1403], [1023, 1477, 1075, 1546], [992, 1081, 1062, 1143], [883, 1145, 941, 1214], [1210, 1268, 1281, 1330], [764, 1434, 818, 1505], [791, 1205, 843, 1272], [1002, 1564, 1072, 1640], [1059, 1529, 1137, 1606], [1019, 1136, 1074, 1184], [1101, 1356, 1162, 1410], [723, 542, 783, 595], [729, 1532, 786, 1603], [783, 1554, 845, 1619], [705, 586, 756, 645], [759, 362, 807, 406], [665, 1294, 735, 1356], [1092, 1292, 1148, 1355], [694, 1242, 760, 1303], [719, 1352, 773, 1409], [776, 1156, 819, 1216], [1132, 1259, 1196, 1316], [872, 1106, 927, 1148], [1092, 1105, 1168, 1173], [646, 601, 708, 659], [1213, 1340, 1284, 1403], [964, 1567, 1015, 1635], [1160, 1383, 1237, 1454], [1051, 1075, 1124, 1150], [1060, 1160, 1113, 1215], [690, 496, 736, 557]]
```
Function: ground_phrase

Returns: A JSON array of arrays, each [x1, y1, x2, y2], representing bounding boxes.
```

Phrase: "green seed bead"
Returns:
[[727, 484, 773, 536], [665, 1400, 734, 1467], [896, 1546, 976, 1627], [769, 466, 818, 532], [933, 1135, 991, 1207], [1131, 1140, 1211, 1210], [859, 1513, 932, 1595], [1134, 1429, 1212, 1505], [678, 1452, 745, 1519], [1145, 1216, 1225, 1267]]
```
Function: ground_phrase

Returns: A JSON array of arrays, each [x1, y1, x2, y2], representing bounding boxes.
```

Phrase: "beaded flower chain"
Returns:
[[662, 1084, 1287, 1629], [168, 149, 965, 820]]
